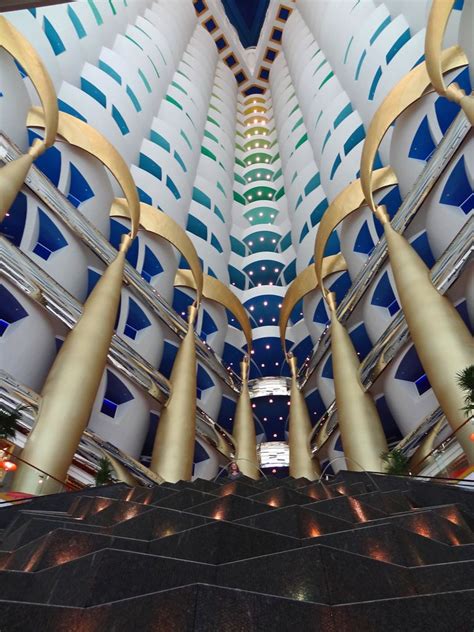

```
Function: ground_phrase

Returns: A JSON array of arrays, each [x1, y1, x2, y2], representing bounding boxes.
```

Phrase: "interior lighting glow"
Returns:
[[265, 344, 270, 349], [248, 241, 253, 246], [266, 175, 271, 179], [256, 157, 261, 162], [259, 236, 264, 241], [263, 300, 268, 306], [248, 195, 253, 200], [268, 194, 273, 198], [255, 143, 260, 147], [258, 191, 262, 196], [261, 265, 266, 270], [259, 212, 263, 217], [265, 159, 269, 163]]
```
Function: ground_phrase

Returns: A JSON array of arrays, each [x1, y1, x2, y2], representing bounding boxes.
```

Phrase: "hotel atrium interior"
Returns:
[[0, 0, 472, 628]]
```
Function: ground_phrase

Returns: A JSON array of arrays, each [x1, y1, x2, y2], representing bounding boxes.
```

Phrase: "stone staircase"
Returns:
[[0, 471, 473, 630]]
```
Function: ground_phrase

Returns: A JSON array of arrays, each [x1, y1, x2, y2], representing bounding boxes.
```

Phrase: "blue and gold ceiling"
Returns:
[[221, 0, 271, 48]]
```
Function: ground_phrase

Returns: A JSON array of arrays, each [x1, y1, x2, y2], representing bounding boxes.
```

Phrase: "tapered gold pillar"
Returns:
[[12, 236, 132, 495], [288, 354, 320, 480], [409, 419, 445, 475], [375, 206, 474, 463], [327, 293, 388, 472], [232, 357, 260, 479], [150, 305, 198, 482]]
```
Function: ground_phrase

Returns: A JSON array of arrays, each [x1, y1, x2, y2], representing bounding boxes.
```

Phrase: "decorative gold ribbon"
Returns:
[[0, 17, 58, 218], [314, 169, 397, 296], [287, 353, 320, 480], [425, 1, 473, 125], [232, 357, 260, 479], [360, 47, 467, 215], [174, 268, 251, 352], [279, 254, 347, 354]]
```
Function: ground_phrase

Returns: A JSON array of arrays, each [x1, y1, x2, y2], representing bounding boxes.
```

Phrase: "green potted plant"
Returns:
[[95, 456, 115, 486], [0, 405, 23, 440], [381, 448, 410, 475], [456, 365, 474, 419]]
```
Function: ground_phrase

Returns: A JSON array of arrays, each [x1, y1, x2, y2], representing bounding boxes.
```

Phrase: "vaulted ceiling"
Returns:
[[221, 0, 270, 48]]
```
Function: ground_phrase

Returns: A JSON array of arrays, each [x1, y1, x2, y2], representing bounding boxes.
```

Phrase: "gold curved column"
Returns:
[[150, 304, 198, 482], [232, 358, 260, 479], [101, 450, 140, 487], [12, 117, 140, 495], [314, 169, 397, 295], [12, 236, 133, 494], [409, 418, 445, 475], [375, 207, 474, 463], [425, 0, 473, 125], [327, 293, 388, 472], [360, 47, 467, 214], [0, 17, 58, 218], [287, 354, 320, 480]]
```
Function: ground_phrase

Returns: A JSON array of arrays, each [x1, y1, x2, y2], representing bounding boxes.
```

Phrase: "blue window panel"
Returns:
[[304, 173, 321, 197], [368, 66, 382, 101], [313, 297, 329, 325], [385, 28, 410, 64], [354, 220, 375, 255], [344, 124, 365, 155], [111, 105, 129, 135], [330, 154, 342, 180], [159, 340, 179, 377], [100, 398, 118, 417], [355, 50, 367, 80], [100, 370, 133, 417], [67, 5, 87, 38], [214, 205, 225, 222], [141, 245, 163, 283], [0, 284, 28, 336], [295, 194, 304, 209], [207, 268, 216, 279], [192, 187, 211, 209], [138, 69, 151, 93], [88, 0, 103, 25], [98, 60, 121, 84], [310, 198, 329, 227], [305, 389, 326, 423], [453, 0, 464, 9], [415, 374, 431, 396], [174, 150, 187, 172], [292, 335, 314, 369], [322, 355, 333, 380], [408, 115, 436, 162], [124, 297, 151, 340], [395, 345, 430, 386], [439, 156, 473, 214], [197, 364, 214, 398], [283, 259, 297, 284], [324, 231, 340, 256], [299, 222, 309, 242], [68, 163, 94, 207], [139, 154, 162, 180], [343, 36, 354, 64], [375, 395, 402, 443], [27, 130, 61, 186], [193, 441, 209, 464], [187, 214, 208, 240], [370, 15, 391, 45], [166, 175, 181, 200], [58, 99, 87, 122], [334, 103, 353, 130], [229, 264, 247, 290], [230, 235, 246, 256], [150, 130, 170, 152], [329, 270, 351, 305], [43, 17, 66, 55], [81, 77, 106, 107], [201, 310, 218, 338], [33, 209, 68, 260], [410, 231, 435, 268], [0, 191, 27, 247], [137, 187, 152, 205], [86, 268, 101, 297], [211, 233, 223, 253], [456, 300, 473, 335], [109, 219, 139, 267], [28, 8, 36, 16], [321, 130, 331, 154], [280, 232, 292, 250], [371, 271, 400, 315], [349, 322, 372, 360]]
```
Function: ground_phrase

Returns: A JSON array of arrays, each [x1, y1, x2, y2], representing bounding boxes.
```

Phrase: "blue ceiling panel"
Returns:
[[221, 0, 271, 48]]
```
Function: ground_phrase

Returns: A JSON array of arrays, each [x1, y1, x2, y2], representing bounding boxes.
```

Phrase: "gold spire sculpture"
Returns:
[[109, 202, 204, 483], [360, 43, 474, 464], [174, 269, 257, 477], [280, 256, 347, 479], [0, 17, 58, 219], [425, 0, 474, 124], [313, 176, 397, 472], [12, 111, 140, 494]]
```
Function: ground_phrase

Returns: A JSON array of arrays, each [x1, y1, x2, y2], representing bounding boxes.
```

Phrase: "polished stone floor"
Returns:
[[0, 471, 473, 630]]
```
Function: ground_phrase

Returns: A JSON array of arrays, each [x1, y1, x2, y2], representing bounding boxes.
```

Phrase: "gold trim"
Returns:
[[113, 200, 203, 307], [0, 17, 58, 151], [279, 254, 347, 353], [360, 47, 467, 214], [174, 268, 251, 351], [27, 108, 140, 239], [314, 169, 397, 295], [409, 419, 444, 475], [150, 304, 198, 482], [425, 1, 473, 124]]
